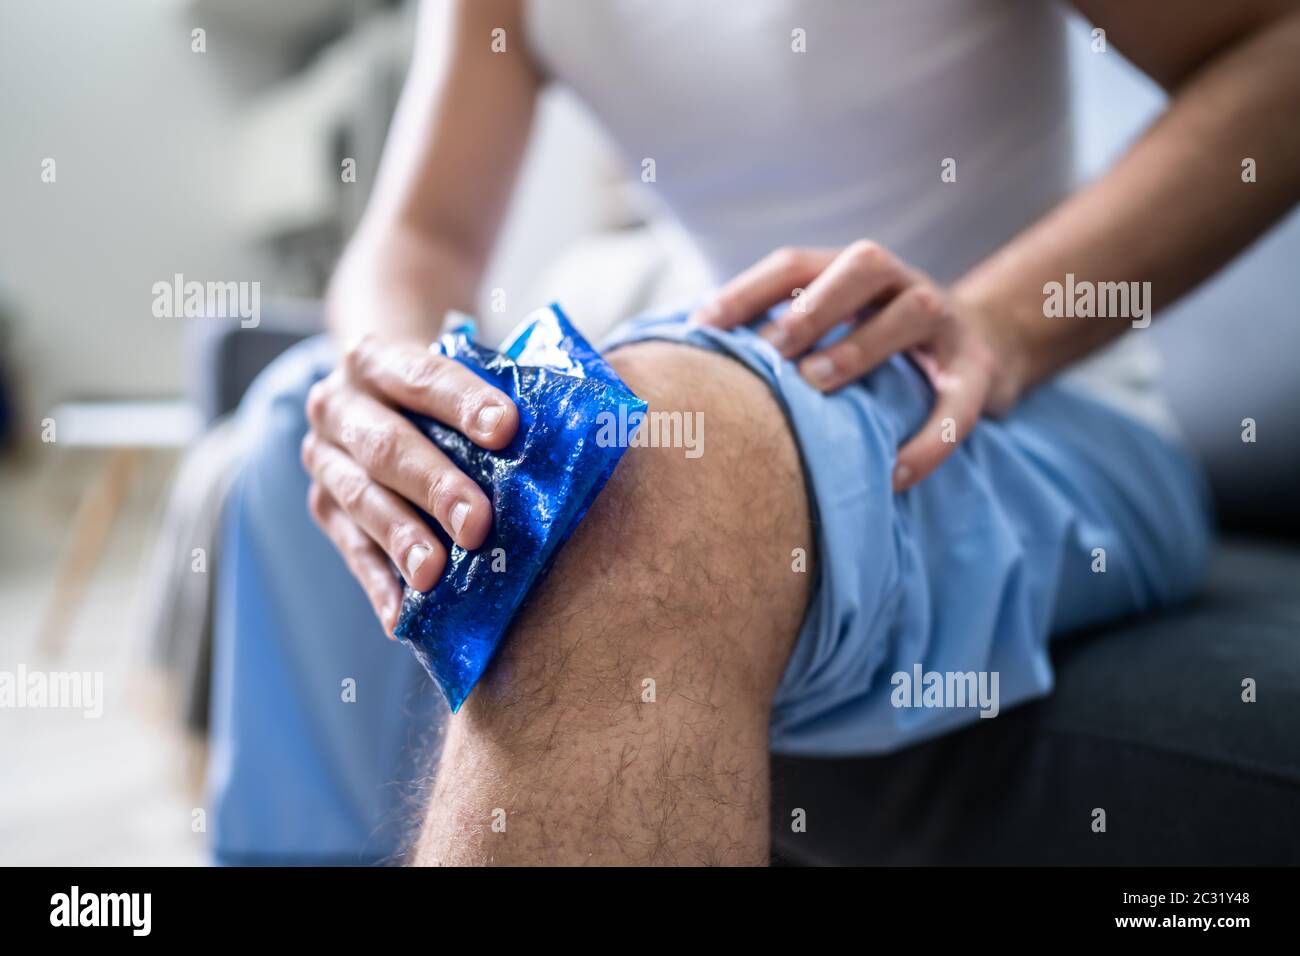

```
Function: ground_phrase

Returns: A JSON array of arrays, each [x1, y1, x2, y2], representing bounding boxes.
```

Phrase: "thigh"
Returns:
[[208, 337, 436, 864]]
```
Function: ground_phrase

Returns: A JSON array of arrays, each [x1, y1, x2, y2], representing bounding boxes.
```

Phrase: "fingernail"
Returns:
[[893, 464, 912, 490], [450, 500, 471, 540], [406, 544, 430, 580], [802, 355, 836, 386], [384, 600, 398, 635], [476, 403, 505, 436]]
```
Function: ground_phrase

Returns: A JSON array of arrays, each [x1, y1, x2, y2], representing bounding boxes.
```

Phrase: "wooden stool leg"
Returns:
[[36, 448, 139, 659]]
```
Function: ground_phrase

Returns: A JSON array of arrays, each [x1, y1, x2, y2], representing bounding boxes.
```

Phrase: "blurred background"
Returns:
[[0, 0, 1296, 865]]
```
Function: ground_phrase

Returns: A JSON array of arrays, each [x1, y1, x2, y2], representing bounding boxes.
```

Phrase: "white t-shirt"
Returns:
[[525, 0, 1177, 434]]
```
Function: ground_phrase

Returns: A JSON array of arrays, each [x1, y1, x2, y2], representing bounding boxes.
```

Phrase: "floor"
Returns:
[[0, 451, 206, 866]]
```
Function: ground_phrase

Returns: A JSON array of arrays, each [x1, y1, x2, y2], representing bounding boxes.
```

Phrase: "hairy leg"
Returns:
[[411, 342, 812, 865]]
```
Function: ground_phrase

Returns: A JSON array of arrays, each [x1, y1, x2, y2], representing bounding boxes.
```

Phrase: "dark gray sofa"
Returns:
[[771, 541, 1300, 865]]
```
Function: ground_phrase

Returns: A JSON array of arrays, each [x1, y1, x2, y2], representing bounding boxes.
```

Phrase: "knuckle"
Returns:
[[711, 290, 742, 319], [307, 483, 326, 523], [911, 440, 941, 468], [769, 246, 805, 278], [846, 239, 886, 272], [305, 380, 331, 425], [834, 338, 864, 370], [402, 352, 445, 392], [426, 468, 473, 520], [299, 432, 317, 471], [344, 535, 373, 568], [908, 284, 946, 321], [454, 388, 492, 430], [341, 334, 376, 378], [384, 520, 410, 559], [336, 470, 370, 514], [425, 468, 454, 517], [415, 463, 442, 514], [359, 421, 400, 471]]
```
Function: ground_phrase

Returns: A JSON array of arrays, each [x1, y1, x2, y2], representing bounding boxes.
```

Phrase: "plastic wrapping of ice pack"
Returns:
[[393, 303, 647, 711]]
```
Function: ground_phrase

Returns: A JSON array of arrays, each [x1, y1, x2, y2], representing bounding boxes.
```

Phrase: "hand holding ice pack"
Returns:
[[393, 304, 647, 711]]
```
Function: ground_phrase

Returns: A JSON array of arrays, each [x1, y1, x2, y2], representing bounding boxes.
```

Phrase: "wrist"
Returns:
[[327, 229, 479, 349]]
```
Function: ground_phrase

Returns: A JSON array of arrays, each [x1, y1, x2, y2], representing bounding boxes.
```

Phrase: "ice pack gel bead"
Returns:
[[393, 303, 647, 711]]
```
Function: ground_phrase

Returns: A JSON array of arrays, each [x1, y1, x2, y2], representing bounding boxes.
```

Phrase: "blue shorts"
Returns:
[[604, 311, 1212, 754], [209, 315, 1212, 861]]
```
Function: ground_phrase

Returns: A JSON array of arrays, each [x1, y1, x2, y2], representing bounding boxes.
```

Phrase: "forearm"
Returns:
[[325, 221, 479, 347], [953, 10, 1300, 397], [325, 0, 537, 349]]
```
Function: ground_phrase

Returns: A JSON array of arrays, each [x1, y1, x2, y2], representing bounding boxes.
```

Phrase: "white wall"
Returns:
[[0, 0, 269, 419], [0, 0, 620, 426], [1066, 11, 1300, 479]]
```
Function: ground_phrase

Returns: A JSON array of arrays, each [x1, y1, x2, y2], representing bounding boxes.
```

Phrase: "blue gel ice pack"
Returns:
[[393, 304, 647, 711]]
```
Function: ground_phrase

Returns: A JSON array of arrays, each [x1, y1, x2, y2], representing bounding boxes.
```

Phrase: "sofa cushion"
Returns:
[[769, 539, 1300, 865]]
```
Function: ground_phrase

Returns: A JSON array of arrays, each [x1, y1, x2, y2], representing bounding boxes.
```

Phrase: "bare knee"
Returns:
[[464, 341, 813, 732], [599, 341, 814, 662]]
